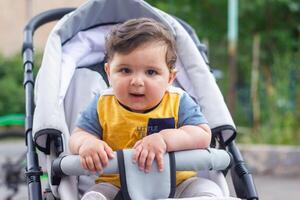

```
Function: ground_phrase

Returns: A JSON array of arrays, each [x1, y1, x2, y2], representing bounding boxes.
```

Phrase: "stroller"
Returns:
[[22, 0, 258, 199]]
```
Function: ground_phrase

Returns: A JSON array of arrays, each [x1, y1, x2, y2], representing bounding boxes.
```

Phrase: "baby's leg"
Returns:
[[81, 183, 119, 200], [175, 177, 224, 198]]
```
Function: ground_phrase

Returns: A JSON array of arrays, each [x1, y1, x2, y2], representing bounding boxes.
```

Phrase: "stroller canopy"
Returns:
[[33, 0, 235, 152]]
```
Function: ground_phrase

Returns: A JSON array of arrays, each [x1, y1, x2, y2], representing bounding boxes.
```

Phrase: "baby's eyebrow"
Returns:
[[146, 66, 163, 71], [114, 64, 130, 68]]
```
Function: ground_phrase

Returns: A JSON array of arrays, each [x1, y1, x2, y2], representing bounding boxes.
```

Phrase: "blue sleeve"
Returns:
[[76, 94, 103, 138], [178, 91, 208, 127]]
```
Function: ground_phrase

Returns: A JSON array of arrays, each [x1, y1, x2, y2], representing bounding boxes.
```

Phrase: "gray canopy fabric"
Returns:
[[32, 0, 235, 199]]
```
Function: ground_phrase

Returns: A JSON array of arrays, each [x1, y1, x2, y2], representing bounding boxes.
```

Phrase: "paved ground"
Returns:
[[250, 175, 300, 200], [226, 174, 300, 200], [0, 141, 299, 199]]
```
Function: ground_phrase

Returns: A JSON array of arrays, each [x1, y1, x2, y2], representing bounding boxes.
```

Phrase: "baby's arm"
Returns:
[[132, 124, 211, 173], [160, 124, 211, 151], [69, 127, 114, 172]]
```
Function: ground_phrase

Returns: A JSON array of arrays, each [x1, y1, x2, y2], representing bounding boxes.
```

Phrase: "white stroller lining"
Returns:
[[60, 25, 111, 105]]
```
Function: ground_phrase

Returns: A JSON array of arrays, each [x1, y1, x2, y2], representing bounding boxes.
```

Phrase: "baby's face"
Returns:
[[105, 42, 176, 113]]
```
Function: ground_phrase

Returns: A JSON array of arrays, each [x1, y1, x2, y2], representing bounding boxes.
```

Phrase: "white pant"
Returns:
[[81, 177, 240, 200]]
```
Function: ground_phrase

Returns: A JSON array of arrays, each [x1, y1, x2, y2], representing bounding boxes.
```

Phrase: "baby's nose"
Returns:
[[130, 75, 144, 86]]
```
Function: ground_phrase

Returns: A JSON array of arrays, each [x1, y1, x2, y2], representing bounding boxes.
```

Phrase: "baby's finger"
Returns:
[[133, 140, 142, 149], [104, 143, 115, 159], [80, 157, 88, 170], [156, 153, 164, 172], [145, 152, 155, 173], [85, 156, 96, 171], [138, 149, 148, 171], [98, 150, 109, 167], [132, 145, 142, 163], [92, 154, 103, 172]]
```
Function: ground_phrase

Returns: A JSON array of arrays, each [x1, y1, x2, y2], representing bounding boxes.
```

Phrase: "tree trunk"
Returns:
[[227, 43, 237, 117], [262, 65, 275, 127]]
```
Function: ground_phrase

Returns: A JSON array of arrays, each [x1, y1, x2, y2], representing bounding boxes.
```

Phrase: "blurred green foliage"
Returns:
[[0, 0, 299, 145], [0, 53, 40, 117], [147, 0, 300, 145], [0, 54, 24, 115]]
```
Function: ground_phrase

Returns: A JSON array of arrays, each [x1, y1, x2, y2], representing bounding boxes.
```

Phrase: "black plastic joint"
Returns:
[[23, 50, 34, 67], [25, 170, 43, 177], [23, 59, 34, 70], [22, 42, 34, 54], [226, 151, 234, 171], [23, 73, 34, 88], [234, 161, 249, 177], [212, 125, 237, 147], [25, 116, 33, 133], [54, 137, 63, 156], [51, 156, 66, 185], [34, 129, 63, 154]]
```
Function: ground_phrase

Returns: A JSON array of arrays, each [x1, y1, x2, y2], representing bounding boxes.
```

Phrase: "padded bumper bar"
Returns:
[[52, 148, 232, 184]]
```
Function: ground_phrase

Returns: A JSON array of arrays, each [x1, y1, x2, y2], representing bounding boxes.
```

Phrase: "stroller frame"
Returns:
[[22, 6, 258, 200]]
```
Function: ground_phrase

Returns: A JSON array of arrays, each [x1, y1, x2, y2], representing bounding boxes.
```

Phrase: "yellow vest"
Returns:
[[95, 88, 196, 187]]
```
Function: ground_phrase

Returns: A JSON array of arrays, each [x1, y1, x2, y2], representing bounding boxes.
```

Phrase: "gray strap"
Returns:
[[115, 150, 130, 200], [122, 149, 172, 200], [168, 152, 176, 198]]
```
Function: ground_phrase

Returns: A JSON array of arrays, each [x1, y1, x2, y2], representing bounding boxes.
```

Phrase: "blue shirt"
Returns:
[[77, 89, 207, 138]]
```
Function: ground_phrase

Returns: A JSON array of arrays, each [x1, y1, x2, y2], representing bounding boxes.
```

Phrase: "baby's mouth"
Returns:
[[129, 93, 145, 97]]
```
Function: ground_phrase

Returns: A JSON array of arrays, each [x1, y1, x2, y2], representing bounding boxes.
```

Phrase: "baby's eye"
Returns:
[[145, 69, 158, 76], [120, 68, 131, 74]]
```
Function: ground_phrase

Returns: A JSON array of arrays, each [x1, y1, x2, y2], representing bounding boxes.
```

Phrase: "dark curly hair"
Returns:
[[105, 18, 177, 70]]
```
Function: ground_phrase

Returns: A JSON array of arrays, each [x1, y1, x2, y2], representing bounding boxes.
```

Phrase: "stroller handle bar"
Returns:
[[52, 148, 232, 178], [22, 8, 75, 200], [23, 8, 75, 54]]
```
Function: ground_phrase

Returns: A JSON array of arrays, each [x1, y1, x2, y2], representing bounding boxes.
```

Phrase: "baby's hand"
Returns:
[[78, 138, 114, 173], [132, 133, 167, 173]]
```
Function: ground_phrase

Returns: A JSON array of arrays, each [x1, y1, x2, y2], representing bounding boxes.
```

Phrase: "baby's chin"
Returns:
[[117, 98, 160, 113], [128, 104, 160, 113], [130, 109, 146, 113], [127, 106, 149, 113], [117, 102, 148, 113]]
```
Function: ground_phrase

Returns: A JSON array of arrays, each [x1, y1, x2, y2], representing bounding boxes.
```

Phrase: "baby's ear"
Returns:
[[104, 63, 110, 78], [168, 69, 177, 84], [104, 63, 112, 85]]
